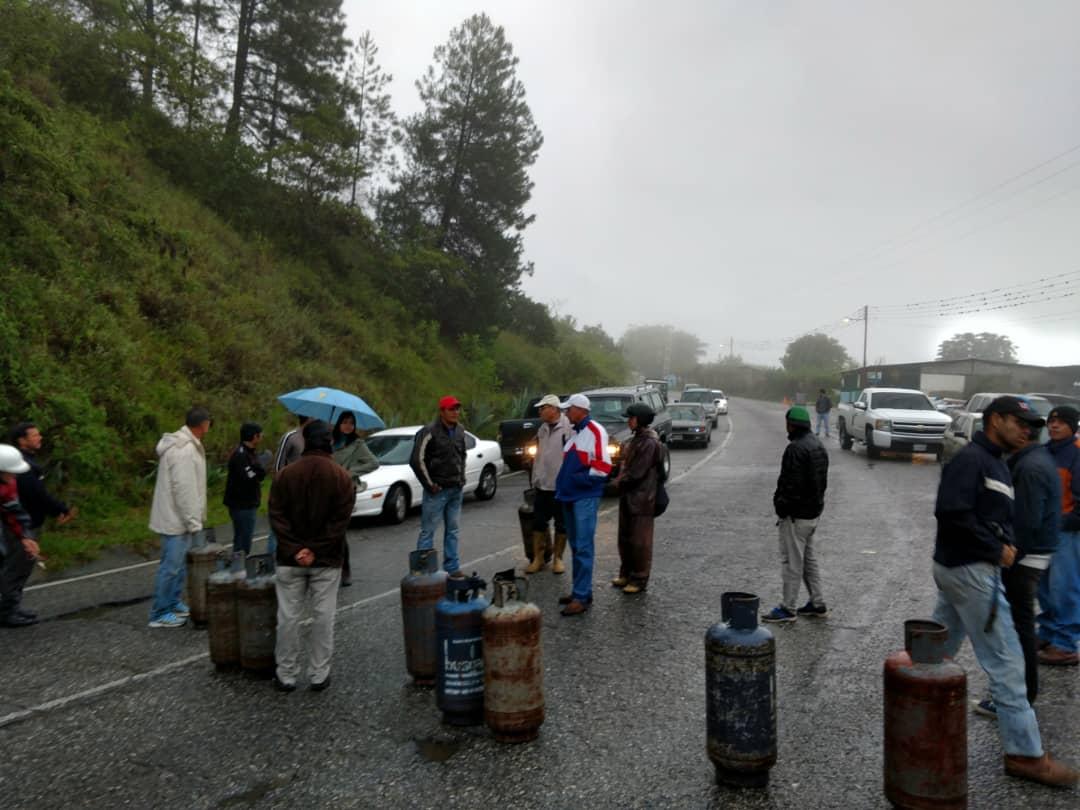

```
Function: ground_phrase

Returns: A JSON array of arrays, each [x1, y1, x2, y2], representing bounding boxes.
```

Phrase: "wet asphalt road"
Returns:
[[1, 398, 1076, 809]]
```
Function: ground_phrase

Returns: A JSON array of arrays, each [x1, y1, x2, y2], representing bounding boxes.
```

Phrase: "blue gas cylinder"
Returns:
[[705, 592, 777, 788], [435, 573, 489, 726]]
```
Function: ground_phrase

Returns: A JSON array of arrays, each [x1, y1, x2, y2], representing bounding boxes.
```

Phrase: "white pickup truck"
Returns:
[[836, 387, 953, 460]]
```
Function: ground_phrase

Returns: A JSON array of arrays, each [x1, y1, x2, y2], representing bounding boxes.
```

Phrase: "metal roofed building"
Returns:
[[839, 358, 1080, 401]]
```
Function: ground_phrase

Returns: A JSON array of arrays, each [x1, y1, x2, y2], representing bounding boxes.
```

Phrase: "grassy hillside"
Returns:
[[0, 12, 627, 567]]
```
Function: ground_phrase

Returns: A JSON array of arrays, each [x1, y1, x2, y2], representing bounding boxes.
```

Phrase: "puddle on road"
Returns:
[[415, 738, 462, 762]]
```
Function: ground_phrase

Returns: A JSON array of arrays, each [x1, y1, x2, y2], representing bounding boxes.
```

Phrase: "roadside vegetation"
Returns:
[[0, 1, 627, 568]]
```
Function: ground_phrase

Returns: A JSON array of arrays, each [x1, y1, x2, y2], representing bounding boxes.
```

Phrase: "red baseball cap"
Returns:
[[439, 395, 462, 410]]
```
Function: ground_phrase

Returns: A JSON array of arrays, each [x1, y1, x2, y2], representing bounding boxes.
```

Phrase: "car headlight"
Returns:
[[874, 419, 891, 430], [525, 444, 538, 458], [608, 443, 621, 458]]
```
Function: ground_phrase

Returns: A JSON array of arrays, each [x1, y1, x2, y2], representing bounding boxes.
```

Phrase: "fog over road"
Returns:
[[1, 400, 1076, 808]]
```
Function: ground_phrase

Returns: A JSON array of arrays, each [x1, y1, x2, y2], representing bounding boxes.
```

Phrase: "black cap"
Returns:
[[1048, 405, 1079, 434], [240, 422, 262, 442], [302, 419, 333, 452], [982, 396, 1045, 426], [624, 402, 655, 426]]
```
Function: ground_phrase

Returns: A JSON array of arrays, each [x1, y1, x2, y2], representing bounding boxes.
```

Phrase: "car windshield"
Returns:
[[871, 392, 934, 411], [670, 406, 704, 420], [589, 396, 632, 425], [364, 434, 414, 465], [680, 390, 713, 404], [713, 391, 725, 399]]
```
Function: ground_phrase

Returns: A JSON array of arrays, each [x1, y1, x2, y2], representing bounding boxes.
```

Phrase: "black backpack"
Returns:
[[654, 449, 670, 517]]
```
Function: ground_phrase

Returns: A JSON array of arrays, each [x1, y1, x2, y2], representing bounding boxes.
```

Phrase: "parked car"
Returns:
[[836, 387, 952, 459], [941, 412, 982, 464], [675, 387, 719, 426], [1026, 392, 1080, 409], [713, 390, 729, 415], [496, 394, 570, 471], [669, 403, 711, 448], [580, 384, 672, 480], [352, 427, 503, 523]]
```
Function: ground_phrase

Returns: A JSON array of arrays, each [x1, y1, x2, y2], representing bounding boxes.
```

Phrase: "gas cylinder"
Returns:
[[705, 591, 777, 788], [435, 572, 489, 726], [186, 528, 225, 625], [483, 569, 544, 743], [884, 619, 967, 809], [207, 553, 246, 670], [237, 555, 277, 676], [400, 549, 447, 686], [518, 488, 536, 562]]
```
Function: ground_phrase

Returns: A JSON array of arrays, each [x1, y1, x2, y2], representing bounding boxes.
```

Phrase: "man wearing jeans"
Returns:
[[269, 420, 355, 692], [147, 407, 210, 629], [814, 389, 833, 438], [555, 394, 612, 617], [410, 396, 467, 578], [763, 406, 829, 623], [223, 422, 266, 556], [933, 396, 1076, 787]]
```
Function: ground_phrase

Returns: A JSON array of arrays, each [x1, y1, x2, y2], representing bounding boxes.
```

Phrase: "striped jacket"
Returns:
[[555, 416, 612, 502]]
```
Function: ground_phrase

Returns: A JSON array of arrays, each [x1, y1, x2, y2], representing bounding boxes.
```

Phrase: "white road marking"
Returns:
[[3, 441, 734, 728]]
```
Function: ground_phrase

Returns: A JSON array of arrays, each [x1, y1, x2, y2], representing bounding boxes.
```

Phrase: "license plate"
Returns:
[[913, 444, 927, 452]]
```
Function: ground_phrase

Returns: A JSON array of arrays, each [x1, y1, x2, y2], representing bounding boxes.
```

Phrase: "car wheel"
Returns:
[[838, 420, 853, 450], [382, 484, 409, 524], [865, 428, 881, 459], [474, 465, 498, 501], [934, 445, 944, 463]]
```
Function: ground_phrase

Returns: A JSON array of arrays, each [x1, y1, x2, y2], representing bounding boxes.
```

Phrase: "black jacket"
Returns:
[[15, 451, 69, 530], [773, 428, 829, 519], [223, 443, 267, 509], [934, 431, 1014, 567], [410, 419, 466, 493], [1007, 444, 1060, 558]]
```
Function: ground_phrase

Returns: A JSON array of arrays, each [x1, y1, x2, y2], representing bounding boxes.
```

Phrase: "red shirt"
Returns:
[[1, 478, 28, 542]]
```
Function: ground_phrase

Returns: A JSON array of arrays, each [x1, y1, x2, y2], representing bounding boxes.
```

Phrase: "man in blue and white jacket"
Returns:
[[555, 394, 612, 616]]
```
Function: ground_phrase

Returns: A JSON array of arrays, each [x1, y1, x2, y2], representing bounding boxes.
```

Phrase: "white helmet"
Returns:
[[0, 444, 30, 474]]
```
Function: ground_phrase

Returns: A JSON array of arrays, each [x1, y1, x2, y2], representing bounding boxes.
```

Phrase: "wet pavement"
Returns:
[[1, 399, 1076, 808]]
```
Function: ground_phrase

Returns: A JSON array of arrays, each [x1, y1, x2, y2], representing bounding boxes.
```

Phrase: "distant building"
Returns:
[[839, 358, 1080, 401]]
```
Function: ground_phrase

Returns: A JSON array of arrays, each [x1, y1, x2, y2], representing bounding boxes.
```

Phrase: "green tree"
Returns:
[[380, 13, 543, 334], [936, 332, 1017, 363], [619, 325, 706, 379], [780, 333, 853, 374], [344, 31, 396, 208]]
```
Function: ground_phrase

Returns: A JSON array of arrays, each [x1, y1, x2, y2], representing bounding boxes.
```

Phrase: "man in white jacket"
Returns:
[[148, 408, 211, 628]]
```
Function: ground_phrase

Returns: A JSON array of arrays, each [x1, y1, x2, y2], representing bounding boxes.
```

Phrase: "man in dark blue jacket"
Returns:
[[932, 396, 1076, 787], [9, 422, 77, 540], [973, 411, 1058, 716]]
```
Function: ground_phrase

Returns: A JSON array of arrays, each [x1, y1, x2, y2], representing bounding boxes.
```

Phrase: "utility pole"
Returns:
[[862, 304, 869, 371], [730, 336, 734, 360]]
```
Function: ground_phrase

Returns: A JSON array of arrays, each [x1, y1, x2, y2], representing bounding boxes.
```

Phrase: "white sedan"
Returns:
[[713, 392, 729, 415], [351, 427, 504, 523]]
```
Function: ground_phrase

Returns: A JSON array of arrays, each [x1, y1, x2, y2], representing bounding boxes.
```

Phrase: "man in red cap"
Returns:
[[410, 396, 468, 577]]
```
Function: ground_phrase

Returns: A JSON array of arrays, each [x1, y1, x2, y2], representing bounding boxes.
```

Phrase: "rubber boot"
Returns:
[[525, 532, 546, 574], [552, 533, 567, 575]]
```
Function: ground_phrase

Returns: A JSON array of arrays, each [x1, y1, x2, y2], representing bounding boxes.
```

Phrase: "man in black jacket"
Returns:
[[9, 422, 77, 542], [764, 406, 829, 623], [932, 396, 1076, 787], [410, 396, 467, 578], [223, 422, 267, 555]]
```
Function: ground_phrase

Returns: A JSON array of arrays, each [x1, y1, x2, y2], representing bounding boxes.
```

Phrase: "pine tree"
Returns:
[[344, 31, 396, 208], [381, 13, 543, 335]]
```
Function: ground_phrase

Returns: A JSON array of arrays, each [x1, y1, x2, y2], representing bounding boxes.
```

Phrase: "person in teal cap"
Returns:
[[764, 406, 830, 623]]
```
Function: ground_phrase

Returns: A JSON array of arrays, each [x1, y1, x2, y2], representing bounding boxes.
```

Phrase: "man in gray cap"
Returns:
[[525, 394, 571, 574]]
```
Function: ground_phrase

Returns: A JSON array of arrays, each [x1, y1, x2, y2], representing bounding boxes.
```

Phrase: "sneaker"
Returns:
[[148, 612, 187, 629], [272, 676, 296, 693], [622, 583, 646, 594], [796, 601, 828, 618], [973, 698, 997, 719], [310, 676, 331, 692], [172, 602, 191, 618], [762, 606, 796, 623], [1, 612, 38, 628]]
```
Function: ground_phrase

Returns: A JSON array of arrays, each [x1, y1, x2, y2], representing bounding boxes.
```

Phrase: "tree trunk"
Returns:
[[185, 0, 202, 129], [436, 59, 478, 248], [264, 65, 281, 179], [226, 0, 256, 138], [348, 54, 369, 207], [141, 0, 156, 107]]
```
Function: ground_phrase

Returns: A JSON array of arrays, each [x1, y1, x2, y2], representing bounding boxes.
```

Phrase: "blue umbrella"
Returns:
[[277, 387, 386, 431]]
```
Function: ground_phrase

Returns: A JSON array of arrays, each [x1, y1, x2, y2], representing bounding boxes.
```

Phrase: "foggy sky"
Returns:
[[344, 1, 1080, 368]]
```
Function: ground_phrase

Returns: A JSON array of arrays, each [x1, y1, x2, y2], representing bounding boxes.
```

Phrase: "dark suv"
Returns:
[[581, 385, 672, 480]]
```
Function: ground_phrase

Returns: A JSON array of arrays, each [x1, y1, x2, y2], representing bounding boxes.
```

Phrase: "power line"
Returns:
[[873, 269, 1080, 312]]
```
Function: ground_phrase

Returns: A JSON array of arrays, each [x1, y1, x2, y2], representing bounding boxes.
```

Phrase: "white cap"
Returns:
[[536, 394, 561, 409], [559, 393, 591, 411], [0, 444, 30, 475]]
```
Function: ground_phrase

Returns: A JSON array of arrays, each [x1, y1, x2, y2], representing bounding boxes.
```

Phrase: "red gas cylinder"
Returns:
[[883, 619, 967, 809]]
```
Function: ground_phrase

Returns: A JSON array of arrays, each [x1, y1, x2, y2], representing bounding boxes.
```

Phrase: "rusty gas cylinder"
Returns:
[[186, 529, 224, 625], [884, 619, 967, 809], [400, 549, 447, 686], [207, 553, 245, 669], [237, 556, 277, 676], [705, 592, 777, 788], [436, 573, 489, 726], [483, 569, 544, 743]]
